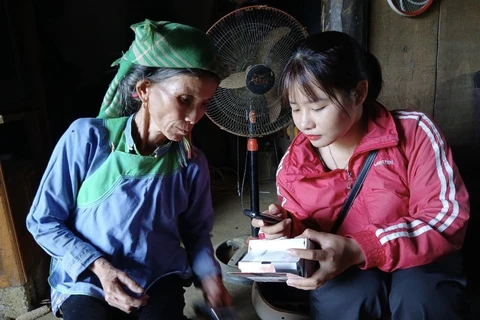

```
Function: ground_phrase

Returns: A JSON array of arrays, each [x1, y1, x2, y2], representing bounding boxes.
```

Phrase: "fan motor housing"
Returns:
[[246, 64, 275, 95]]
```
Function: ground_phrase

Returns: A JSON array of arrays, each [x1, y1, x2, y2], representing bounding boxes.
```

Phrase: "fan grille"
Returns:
[[207, 6, 308, 137]]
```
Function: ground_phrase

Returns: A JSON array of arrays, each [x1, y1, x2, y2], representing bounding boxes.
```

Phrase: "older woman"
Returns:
[[26, 20, 232, 320]]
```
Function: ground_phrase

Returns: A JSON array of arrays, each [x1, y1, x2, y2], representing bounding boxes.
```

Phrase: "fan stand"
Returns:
[[214, 66, 273, 284], [243, 117, 310, 320], [247, 123, 261, 238], [212, 137, 260, 284], [244, 64, 275, 235], [213, 108, 263, 285]]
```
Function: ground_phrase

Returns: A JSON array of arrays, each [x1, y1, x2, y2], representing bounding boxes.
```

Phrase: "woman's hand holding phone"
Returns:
[[251, 203, 292, 239]]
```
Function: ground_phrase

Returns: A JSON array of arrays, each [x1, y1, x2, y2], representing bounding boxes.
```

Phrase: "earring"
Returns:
[[185, 116, 194, 124]]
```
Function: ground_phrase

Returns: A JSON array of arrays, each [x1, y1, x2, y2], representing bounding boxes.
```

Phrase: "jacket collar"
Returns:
[[354, 100, 399, 153]]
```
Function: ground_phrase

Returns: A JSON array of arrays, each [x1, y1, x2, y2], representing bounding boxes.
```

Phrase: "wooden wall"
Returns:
[[369, 0, 480, 146]]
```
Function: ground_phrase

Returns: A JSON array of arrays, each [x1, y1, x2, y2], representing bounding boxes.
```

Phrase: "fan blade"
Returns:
[[254, 27, 291, 64], [265, 88, 281, 123], [270, 61, 284, 80], [219, 71, 247, 89]]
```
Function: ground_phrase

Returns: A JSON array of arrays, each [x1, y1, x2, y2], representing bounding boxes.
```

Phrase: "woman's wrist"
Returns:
[[345, 237, 365, 265], [89, 257, 110, 277]]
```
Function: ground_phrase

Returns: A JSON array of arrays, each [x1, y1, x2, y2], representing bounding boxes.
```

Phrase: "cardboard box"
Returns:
[[229, 238, 315, 282]]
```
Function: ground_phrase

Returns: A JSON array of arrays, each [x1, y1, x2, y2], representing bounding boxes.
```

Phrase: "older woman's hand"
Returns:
[[201, 275, 233, 308], [251, 203, 292, 239], [90, 257, 149, 313], [285, 229, 366, 290]]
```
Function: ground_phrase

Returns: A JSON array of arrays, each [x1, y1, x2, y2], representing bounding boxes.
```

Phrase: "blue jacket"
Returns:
[[26, 115, 220, 315]]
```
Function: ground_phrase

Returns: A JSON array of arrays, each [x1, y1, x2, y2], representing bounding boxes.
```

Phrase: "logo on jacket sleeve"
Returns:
[[374, 159, 394, 167]]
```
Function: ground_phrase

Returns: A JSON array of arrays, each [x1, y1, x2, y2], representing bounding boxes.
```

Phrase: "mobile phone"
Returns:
[[243, 209, 282, 224]]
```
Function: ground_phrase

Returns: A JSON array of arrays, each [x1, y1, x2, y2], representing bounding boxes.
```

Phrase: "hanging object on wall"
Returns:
[[227, 0, 262, 4], [387, 0, 434, 17]]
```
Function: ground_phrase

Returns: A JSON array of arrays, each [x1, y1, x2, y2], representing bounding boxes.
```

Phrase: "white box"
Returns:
[[229, 238, 315, 282]]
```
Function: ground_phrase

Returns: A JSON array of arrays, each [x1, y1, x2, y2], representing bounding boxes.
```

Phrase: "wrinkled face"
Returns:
[[144, 74, 218, 142], [289, 82, 360, 148]]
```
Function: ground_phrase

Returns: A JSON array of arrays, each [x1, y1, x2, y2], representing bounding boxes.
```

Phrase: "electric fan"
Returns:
[[206, 5, 308, 238], [207, 6, 309, 320]]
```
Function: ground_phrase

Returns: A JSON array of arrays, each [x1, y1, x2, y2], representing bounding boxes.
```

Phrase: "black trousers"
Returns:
[[310, 253, 469, 320], [60, 275, 188, 320]]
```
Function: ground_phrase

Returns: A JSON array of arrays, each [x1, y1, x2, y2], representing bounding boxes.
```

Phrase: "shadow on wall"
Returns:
[[451, 72, 480, 292], [453, 145, 480, 293], [435, 73, 477, 146]]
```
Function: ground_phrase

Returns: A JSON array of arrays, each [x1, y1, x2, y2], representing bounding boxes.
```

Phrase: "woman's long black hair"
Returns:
[[280, 31, 383, 111]]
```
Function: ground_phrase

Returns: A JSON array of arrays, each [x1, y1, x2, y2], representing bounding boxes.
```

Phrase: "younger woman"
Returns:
[[253, 31, 470, 319]]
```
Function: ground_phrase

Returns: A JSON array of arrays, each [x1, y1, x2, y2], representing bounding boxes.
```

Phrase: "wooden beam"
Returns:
[[322, 0, 370, 50], [0, 164, 24, 288]]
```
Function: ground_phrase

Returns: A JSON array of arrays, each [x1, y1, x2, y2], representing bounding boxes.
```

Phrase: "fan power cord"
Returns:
[[209, 166, 238, 195]]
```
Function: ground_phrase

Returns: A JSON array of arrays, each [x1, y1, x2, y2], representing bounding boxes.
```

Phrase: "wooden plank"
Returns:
[[4, 161, 45, 281], [0, 164, 24, 288], [435, 0, 480, 146], [369, 0, 439, 116], [0, 112, 25, 125]]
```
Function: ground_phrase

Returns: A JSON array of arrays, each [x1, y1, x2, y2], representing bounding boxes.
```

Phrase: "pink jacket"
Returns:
[[276, 102, 470, 272]]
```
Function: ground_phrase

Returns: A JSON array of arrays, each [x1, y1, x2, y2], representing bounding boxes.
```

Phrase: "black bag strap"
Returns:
[[330, 150, 378, 234]]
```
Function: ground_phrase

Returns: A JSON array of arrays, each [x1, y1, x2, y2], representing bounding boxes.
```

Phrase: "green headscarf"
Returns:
[[98, 19, 226, 118]]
